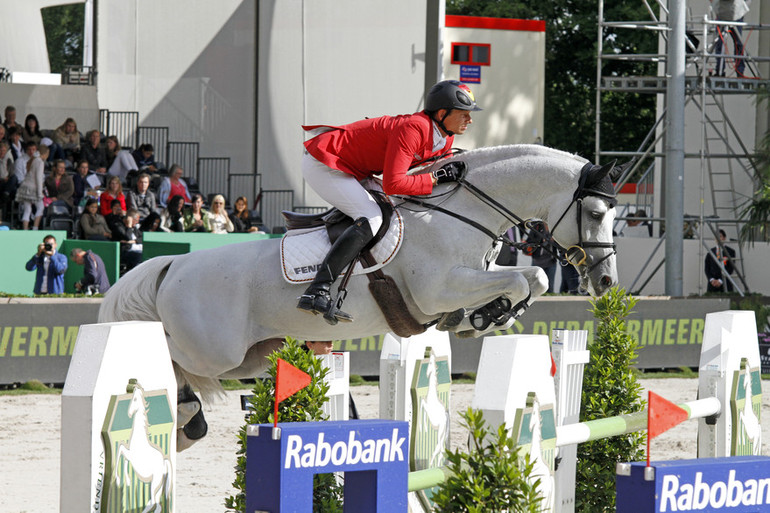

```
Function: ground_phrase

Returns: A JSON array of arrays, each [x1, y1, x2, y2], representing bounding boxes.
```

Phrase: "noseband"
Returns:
[[398, 161, 617, 273]]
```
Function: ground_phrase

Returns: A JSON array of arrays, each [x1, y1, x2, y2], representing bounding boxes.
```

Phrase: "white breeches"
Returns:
[[21, 200, 44, 221], [302, 153, 383, 235]]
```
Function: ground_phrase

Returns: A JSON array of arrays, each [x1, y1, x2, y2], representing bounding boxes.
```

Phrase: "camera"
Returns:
[[44, 243, 53, 251]]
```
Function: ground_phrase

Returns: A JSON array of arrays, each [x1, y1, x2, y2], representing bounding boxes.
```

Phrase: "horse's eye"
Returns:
[[590, 211, 603, 220]]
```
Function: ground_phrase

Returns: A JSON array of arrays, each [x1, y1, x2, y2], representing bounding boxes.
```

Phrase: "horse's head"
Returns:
[[548, 161, 619, 297], [127, 383, 147, 419]]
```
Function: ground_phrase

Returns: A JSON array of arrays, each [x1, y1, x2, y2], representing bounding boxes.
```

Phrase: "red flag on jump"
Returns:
[[647, 391, 689, 465], [273, 358, 311, 427]]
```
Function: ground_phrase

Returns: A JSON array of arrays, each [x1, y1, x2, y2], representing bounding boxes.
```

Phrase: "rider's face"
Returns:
[[440, 109, 472, 136]]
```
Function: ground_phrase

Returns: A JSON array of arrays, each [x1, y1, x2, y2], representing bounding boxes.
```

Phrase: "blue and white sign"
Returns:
[[616, 457, 770, 512], [246, 420, 409, 512], [460, 65, 481, 83]]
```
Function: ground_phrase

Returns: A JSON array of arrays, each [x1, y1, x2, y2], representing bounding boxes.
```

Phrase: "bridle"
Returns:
[[398, 161, 617, 273]]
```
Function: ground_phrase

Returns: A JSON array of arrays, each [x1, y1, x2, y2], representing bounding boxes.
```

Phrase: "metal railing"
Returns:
[[136, 126, 169, 168], [166, 141, 199, 177], [100, 110, 139, 149], [197, 157, 230, 201], [62, 65, 95, 86], [228, 173, 261, 208], [258, 190, 294, 233]]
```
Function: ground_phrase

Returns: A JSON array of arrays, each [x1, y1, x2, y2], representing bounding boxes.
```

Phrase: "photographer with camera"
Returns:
[[69, 247, 111, 295], [25, 234, 68, 294]]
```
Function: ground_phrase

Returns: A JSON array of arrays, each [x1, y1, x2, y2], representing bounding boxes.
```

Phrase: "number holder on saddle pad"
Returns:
[[280, 186, 425, 337]]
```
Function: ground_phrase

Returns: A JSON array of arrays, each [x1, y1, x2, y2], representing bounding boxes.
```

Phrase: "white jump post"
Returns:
[[319, 351, 350, 421], [61, 321, 177, 513], [379, 327, 452, 513]]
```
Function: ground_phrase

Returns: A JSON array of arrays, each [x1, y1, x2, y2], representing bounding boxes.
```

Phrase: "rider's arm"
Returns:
[[381, 122, 434, 196]]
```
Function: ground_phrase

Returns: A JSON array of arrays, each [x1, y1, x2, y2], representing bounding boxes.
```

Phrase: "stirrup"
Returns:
[[297, 291, 354, 325]]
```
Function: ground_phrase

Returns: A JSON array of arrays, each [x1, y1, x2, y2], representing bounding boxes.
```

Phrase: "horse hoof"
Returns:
[[177, 429, 198, 452], [183, 409, 208, 440], [177, 401, 201, 426], [437, 309, 465, 331]]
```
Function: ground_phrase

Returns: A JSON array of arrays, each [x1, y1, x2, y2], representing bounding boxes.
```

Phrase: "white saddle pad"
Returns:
[[280, 209, 404, 284]]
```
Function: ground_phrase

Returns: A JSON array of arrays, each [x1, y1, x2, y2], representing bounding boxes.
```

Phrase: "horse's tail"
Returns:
[[98, 256, 175, 323]]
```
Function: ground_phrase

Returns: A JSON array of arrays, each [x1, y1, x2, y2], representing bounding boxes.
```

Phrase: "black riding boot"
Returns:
[[297, 217, 374, 324]]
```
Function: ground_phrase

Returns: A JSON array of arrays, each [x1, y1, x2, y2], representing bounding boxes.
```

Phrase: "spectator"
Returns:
[[126, 172, 160, 231], [44, 159, 75, 208], [81, 129, 108, 176], [14, 140, 36, 186], [72, 159, 100, 207], [69, 247, 111, 295], [22, 114, 43, 146], [183, 193, 209, 232], [3, 106, 23, 134], [494, 227, 519, 266], [712, 0, 750, 77], [52, 117, 81, 162], [705, 229, 736, 292], [25, 234, 67, 295], [230, 195, 261, 233], [158, 164, 191, 207], [0, 141, 14, 198], [560, 262, 582, 295], [206, 194, 234, 234], [106, 199, 126, 237], [131, 143, 159, 172], [15, 144, 49, 230], [112, 208, 143, 271], [523, 222, 558, 293], [79, 197, 112, 240], [159, 194, 186, 232], [302, 340, 359, 419], [621, 209, 653, 237], [105, 135, 138, 183], [8, 127, 24, 162], [0, 124, 6, 144], [99, 175, 126, 216]]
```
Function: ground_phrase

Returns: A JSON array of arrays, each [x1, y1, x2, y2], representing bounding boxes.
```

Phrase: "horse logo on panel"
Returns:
[[101, 379, 174, 513], [731, 358, 762, 456], [410, 348, 451, 510], [513, 391, 557, 512]]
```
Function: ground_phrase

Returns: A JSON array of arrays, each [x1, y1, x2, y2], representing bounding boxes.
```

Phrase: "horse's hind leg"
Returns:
[[177, 385, 208, 452]]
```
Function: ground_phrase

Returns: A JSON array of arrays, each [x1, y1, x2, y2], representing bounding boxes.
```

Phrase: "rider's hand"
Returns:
[[432, 161, 466, 185]]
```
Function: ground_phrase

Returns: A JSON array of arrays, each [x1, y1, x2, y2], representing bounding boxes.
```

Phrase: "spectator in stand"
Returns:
[[14, 140, 36, 186], [0, 141, 14, 195], [0, 124, 6, 144], [72, 159, 100, 207], [22, 114, 43, 146], [26, 234, 68, 295], [126, 172, 160, 231], [53, 117, 81, 162], [158, 164, 191, 207], [44, 159, 75, 209], [15, 144, 49, 230], [132, 143, 159, 173], [99, 175, 126, 216], [3, 106, 23, 134], [81, 129, 108, 177], [160, 194, 186, 232], [80, 197, 112, 240], [206, 194, 234, 234], [230, 196, 261, 233], [69, 247, 111, 294], [183, 193, 209, 232], [112, 207, 143, 270], [8, 126, 23, 161], [106, 198, 126, 237], [105, 135, 138, 184]]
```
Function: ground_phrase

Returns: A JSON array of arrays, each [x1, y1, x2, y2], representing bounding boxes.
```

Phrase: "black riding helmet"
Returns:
[[424, 80, 482, 136]]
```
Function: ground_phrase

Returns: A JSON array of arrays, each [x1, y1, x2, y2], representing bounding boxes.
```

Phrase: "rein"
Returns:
[[397, 161, 617, 272]]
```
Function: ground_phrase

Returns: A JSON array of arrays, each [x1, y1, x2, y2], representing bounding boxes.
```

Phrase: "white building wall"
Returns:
[[96, 0, 255, 177], [443, 19, 545, 149], [257, 0, 430, 206]]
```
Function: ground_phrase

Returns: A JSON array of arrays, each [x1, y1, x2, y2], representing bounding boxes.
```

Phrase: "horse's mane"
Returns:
[[457, 144, 588, 171]]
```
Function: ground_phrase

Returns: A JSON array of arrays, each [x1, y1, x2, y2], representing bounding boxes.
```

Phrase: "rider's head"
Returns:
[[424, 80, 482, 137]]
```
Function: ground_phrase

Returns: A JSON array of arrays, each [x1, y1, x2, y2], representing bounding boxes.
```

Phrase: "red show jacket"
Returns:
[[303, 111, 454, 196]]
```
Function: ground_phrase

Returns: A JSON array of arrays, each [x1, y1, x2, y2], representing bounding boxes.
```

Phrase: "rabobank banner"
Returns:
[[246, 420, 408, 512], [617, 456, 770, 513]]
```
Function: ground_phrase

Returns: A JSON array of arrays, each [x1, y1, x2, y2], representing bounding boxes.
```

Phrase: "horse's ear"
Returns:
[[611, 160, 634, 181], [587, 159, 615, 185]]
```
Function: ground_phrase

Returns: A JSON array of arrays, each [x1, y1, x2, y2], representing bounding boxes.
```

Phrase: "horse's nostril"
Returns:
[[601, 275, 612, 287]]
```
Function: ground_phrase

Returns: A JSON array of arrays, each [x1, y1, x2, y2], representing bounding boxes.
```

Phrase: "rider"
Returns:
[[298, 79, 482, 324]]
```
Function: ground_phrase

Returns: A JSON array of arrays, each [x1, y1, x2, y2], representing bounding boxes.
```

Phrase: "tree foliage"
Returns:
[[432, 408, 542, 513], [225, 338, 343, 513], [740, 87, 770, 243], [576, 288, 646, 512], [447, 0, 656, 160], [41, 4, 85, 73]]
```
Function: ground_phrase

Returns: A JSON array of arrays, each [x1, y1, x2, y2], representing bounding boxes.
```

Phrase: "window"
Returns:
[[450, 43, 491, 66]]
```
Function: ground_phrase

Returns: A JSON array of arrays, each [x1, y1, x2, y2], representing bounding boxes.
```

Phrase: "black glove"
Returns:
[[432, 161, 466, 184]]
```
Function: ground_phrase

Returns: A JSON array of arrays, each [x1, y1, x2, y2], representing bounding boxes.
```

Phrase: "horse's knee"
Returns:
[[529, 267, 549, 297]]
